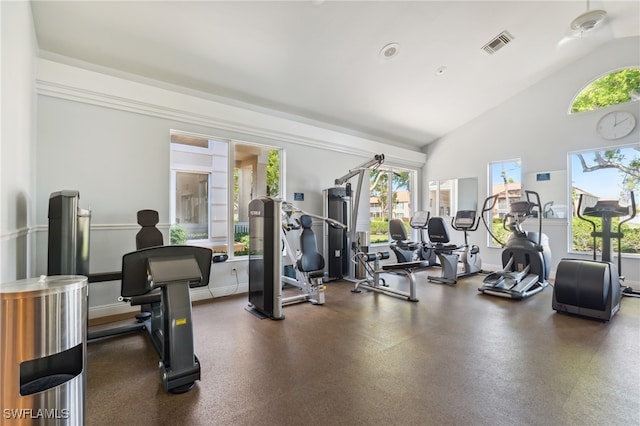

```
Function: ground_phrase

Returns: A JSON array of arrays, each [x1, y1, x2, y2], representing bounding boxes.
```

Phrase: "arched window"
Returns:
[[570, 67, 640, 113]]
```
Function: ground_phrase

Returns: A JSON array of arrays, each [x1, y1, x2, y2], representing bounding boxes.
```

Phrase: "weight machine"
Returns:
[[324, 154, 385, 281], [247, 197, 346, 320], [351, 250, 428, 302]]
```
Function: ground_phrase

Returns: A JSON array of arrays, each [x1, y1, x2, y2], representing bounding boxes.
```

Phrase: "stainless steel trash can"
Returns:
[[1, 275, 87, 425]]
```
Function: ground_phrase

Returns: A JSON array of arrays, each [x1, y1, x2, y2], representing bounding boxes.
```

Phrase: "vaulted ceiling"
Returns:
[[30, 1, 640, 150]]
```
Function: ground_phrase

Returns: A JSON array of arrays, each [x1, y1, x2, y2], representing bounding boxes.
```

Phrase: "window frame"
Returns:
[[369, 166, 417, 245], [486, 158, 522, 247], [567, 143, 639, 257], [170, 130, 282, 259]]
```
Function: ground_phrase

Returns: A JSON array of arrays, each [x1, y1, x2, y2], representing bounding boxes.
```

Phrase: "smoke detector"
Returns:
[[379, 43, 400, 59], [570, 9, 607, 33]]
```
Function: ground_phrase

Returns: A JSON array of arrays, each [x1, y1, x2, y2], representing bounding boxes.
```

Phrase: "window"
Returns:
[[175, 171, 209, 240], [570, 67, 640, 113], [487, 159, 522, 247], [568, 144, 639, 255], [369, 167, 414, 244], [428, 179, 454, 217], [170, 131, 281, 258], [233, 143, 281, 256]]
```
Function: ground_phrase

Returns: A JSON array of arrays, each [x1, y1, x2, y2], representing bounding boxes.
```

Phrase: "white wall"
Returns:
[[0, 1, 37, 281], [424, 36, 640, 283], [34, 59, 426, 318]]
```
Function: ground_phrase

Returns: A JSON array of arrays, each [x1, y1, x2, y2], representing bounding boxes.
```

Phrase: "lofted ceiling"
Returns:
[[30, 1, 640, 150]]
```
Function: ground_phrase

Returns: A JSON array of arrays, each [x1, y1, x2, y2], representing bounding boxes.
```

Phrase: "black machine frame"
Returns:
[[479, 190, 551, 299], [553, 192, 637, 321]]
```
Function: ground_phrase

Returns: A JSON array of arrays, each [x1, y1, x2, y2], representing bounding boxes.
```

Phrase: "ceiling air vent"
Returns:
[[482, 31, 515, 55]]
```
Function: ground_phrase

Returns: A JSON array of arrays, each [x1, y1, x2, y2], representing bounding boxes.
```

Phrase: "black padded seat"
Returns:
[[382, 260, 430, 271], [389, 219, 420, 250], [389, 219, 421, 263], [296, 215, 325, 275], [427, 217, 460, 252]]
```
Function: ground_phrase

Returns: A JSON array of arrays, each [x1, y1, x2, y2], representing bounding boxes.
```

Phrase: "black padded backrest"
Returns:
[[136, 209, 163, 249], [428, 217, 451, 244], [296, 215, 325, 273], [389, 219, 408, 241]]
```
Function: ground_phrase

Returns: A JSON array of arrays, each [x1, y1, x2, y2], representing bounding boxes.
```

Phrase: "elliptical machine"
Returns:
[[479, 190, 551, 299], [552, 192, 637, 321]]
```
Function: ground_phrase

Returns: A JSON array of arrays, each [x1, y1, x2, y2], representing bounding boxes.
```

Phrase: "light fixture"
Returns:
[[569, 0, 607, 35], [379, 43, 400, 59], [570, 9, 607, 33]]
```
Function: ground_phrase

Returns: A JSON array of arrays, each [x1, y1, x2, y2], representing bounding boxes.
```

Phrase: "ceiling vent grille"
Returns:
[[482, 31, 515, 55]]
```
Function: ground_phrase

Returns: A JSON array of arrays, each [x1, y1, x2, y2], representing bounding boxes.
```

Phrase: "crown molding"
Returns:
[[36, 59, 426, 168]]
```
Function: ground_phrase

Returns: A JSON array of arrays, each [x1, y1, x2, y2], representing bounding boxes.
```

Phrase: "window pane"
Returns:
[[175, 171, 209, 240], [569, 145, 639, 254], [488, 159, 521, 247], [233, 144, 281, 256], [570, 67, 640, 113], [370, 169, 389, 243], [369, 168, 414, 244]]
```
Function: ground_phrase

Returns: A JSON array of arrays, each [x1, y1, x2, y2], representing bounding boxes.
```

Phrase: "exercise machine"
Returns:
[[426, 211, 481, 285], [409, 211, 438, 265], [86, 210, 227, 342], [247, 197, 346, 320], [47, 195, 226, 392], [388, 214, 438, 266], [351, 249, 428, 302], [450, 210, 482, 278], [479, 190, 551, 299], [388, 218, 421, 263], [324, 154, 385, 281], [47, 190, 91, 276], [552, 193, 637, 321], [121, 245, 214, 393]]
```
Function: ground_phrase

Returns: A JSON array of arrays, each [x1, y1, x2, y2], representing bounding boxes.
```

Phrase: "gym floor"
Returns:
[[87, 272, 640, 425]]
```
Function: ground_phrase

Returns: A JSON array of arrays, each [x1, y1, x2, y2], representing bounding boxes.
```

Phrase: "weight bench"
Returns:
[[351, 250, 428, 301]]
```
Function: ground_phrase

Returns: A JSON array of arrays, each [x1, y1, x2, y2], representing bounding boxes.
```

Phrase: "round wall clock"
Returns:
[[596, 110, 636, 140]]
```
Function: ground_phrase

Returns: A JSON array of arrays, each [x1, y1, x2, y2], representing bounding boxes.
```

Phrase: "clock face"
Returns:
[[596, 111, 636, 140]]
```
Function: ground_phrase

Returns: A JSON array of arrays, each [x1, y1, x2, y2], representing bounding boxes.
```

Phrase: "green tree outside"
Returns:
[[571, 68, 640, 113]]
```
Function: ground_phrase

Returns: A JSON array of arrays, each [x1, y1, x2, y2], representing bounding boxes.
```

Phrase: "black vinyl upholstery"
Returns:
[[128, 209, 164, 302], [427, 217, 450, 244], [296, 215, 325, 274], [136, 209, 163, 249], [388, 219, 420, 262]]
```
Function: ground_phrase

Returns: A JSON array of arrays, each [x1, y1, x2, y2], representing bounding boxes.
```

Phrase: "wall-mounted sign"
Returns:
[[536, 173, 551, 182]]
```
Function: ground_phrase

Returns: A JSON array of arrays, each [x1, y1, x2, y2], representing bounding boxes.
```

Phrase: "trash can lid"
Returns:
[[0, 275, 87, 298]]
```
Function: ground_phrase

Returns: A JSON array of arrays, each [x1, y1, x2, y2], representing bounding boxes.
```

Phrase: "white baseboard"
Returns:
[[88, 283, 249, 320]]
